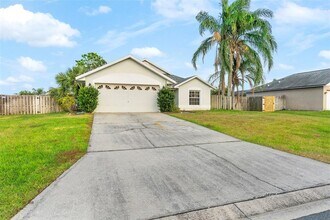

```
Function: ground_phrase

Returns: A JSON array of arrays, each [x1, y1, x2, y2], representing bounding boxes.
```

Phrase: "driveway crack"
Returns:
[[193, 145, 285, 192], [139, 128, 156, 148]]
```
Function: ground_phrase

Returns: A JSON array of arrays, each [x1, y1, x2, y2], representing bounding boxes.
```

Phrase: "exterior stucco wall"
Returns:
[[177, 79, 211, 111], [247, 87, 324, 110], [174, 89, 179, 107], [84, 59, 169, 87], [324, 84, 330, 110]]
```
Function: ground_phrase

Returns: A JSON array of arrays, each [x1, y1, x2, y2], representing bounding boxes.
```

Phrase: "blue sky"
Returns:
[[0, 0, 330, 94]]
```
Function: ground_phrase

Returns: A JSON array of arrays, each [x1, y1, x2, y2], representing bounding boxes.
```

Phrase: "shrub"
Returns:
[[157, 87, 176, 112], [77, 86, 99, 113], [58, 95, 75, 113], [172, 105, 181, 113]]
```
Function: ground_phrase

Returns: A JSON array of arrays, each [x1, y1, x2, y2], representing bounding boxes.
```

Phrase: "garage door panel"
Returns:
[[96, 84, 159, 112]]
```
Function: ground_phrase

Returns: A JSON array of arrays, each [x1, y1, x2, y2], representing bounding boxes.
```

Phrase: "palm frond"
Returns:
[[196, 11, 220, 36], [192, 36, 214, 69]]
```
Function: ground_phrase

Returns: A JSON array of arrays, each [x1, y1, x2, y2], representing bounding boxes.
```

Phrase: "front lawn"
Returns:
[[0, 113, 93, 220], [170, 110, 330, 163]]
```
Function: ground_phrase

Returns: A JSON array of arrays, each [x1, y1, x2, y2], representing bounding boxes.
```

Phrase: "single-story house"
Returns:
[[75, 55, 214, 112], [247, 68, 330, 110]]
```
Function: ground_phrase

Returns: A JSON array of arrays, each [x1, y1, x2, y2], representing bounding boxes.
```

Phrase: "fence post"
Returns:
[[36, 96, 40, 114]]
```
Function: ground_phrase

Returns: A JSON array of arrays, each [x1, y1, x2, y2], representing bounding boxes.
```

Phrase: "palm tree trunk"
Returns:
[[241, 71, 245, 107], [236, 84, 239, 108], [217, 70, 221, 110], [213, 46, 221, 108], [231, 83, 234, 109], [227, 50, 233, 110], [221, 67, 225, 109]]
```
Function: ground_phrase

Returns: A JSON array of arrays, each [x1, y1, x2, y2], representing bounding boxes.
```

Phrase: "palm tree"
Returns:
[[192, 11, 231, 108], [192, 0, 276, 109], [235, 54, 263, 105]]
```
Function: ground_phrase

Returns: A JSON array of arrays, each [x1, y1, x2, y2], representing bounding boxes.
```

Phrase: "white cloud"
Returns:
[[185, 62, 198, 69], [319, 50, 330, 60], [97, 20, 167, 50], [0, 4, 79, 47], [80, 5, 111, 16], [18, 57, 47, 72], [98, 6, 111, 13], [23, 83, 33, 90], [0, 75, 34, 85], [278, 63, 294, 70], [97, 30, 127, 49], [275, 2, 330, 26], [131, 47, 164, 58], [286, 31, 330, 54], [152, 0, 213, 19]]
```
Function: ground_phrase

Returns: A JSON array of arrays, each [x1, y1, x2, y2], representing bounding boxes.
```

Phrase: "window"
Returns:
[[189, 90, 200, 105]]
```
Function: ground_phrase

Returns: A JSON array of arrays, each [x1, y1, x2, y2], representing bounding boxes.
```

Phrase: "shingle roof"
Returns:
[[167, 75, 194, 85], [251, 68, 330, 93], [141, 59, 213, 88]]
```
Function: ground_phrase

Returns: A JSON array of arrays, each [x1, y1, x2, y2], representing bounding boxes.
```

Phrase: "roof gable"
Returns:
[[142, 60, 171, 76], [142, 59, 189, 84], [75, 55, 176, 83], [174, 76, 215, 89]]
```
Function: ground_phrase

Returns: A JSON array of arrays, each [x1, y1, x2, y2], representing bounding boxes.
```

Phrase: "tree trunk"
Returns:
[[236, 84, 239, 108], [220, 66, 225, 109], [231, 83, 234, 109], [215, 46, 221, 108], [217, 76, 221, 108], [241, 72, 245, 107], [227, 50, 233, 110]]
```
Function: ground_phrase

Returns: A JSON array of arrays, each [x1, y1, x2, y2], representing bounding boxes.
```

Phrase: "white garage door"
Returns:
[[95, 84, 160, 112]]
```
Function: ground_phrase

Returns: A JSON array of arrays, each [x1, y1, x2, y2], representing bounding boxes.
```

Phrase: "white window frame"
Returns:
[[189, 90, 200, 105]]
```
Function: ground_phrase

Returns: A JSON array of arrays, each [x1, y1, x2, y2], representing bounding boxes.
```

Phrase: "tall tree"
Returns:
[[192, 12, 225, 106], [75, 52, 107, 73], [50, 52, 107, 100], [192, 0, 276, 109]]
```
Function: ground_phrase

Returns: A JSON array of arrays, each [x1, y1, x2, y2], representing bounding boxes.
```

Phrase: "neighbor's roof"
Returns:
[[250, 68, 330, 93], [75, 55, 176, 84]]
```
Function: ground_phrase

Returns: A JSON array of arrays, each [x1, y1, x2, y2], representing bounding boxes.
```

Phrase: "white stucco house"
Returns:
[[247, 68, 330, 111], [75, 55, 214, 112]]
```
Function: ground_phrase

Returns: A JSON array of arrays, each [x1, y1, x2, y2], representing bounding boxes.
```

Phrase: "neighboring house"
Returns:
[[247, 68, 330, 110], [76, 55, 214, 112]]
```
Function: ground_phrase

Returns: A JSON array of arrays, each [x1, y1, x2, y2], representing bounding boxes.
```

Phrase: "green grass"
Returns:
[[170, 110, 330, 163], [0, 113, 93, 220]]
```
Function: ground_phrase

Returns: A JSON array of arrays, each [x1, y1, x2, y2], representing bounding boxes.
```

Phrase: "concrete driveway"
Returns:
[[14, 113, 330, 220]]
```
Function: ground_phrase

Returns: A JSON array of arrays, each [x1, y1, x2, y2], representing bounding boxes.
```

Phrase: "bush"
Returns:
[[172, 105, 181, 113], [157, 87, 176, 112], [77, 86, 99, 113], [58, 95, 75, 113]]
